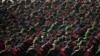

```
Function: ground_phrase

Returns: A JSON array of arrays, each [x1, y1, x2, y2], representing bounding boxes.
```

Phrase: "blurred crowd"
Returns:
[[0, 0, 100, 56]]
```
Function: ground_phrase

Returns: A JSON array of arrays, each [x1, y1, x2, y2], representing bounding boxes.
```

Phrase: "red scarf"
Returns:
[[0, 43, 3, 50], [84, 51, 90, 56], [11, 48, 17, 56], [59, 47, 66, 56], [36, 48, 43, 56], [71, 32, 77, 38]]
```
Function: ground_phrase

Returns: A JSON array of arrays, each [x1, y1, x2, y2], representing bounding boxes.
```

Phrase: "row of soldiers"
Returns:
[[0, 0, 100, 56], [1, 0, 100, 4]]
